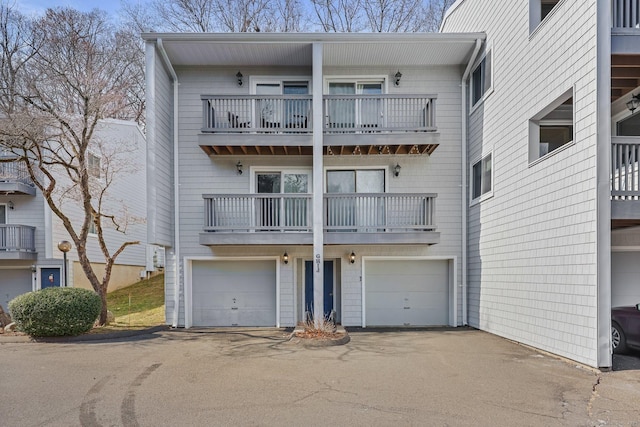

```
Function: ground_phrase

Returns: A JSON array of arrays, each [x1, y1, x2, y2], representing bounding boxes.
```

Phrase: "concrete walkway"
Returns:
[[1, 328, 639, 426]]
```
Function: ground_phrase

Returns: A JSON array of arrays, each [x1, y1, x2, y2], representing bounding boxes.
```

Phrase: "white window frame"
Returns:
[[249, 166, 313, 194], [469, 46, 493, 111], [323, 165, 389, 193], [88, 152, 101, 179], [470, 152, 493, 205], [529, 87, 575, 165], [529, 0, 567, 35]]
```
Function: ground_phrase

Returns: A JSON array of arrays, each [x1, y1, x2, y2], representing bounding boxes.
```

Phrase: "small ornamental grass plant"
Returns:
[[9, 287, 101, 337], [295, 312, 338, 339]]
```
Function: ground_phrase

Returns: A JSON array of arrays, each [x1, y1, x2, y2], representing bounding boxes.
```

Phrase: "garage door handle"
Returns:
[[231, 307, 238, 310], [404, 306, 410, 309]]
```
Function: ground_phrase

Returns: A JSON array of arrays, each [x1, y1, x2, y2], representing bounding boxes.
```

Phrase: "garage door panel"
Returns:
[[612, 252, 640, 307], [365, 260, 448, 327], [192, 260, 276, 327], [1, 269, 32, 309]]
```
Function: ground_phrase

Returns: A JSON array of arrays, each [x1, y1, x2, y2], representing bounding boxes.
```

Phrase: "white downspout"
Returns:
[[460, 39, 482, 326], [157, 39, 181, 328]]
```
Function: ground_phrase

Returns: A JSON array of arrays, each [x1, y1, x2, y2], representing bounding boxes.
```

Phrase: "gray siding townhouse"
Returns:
[[0, 119, 149, 310], [442, 0, 640, 368], [143, 33, 485, 332]]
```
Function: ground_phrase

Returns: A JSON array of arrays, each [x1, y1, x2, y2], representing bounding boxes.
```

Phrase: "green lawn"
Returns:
[[106, 274, 165, 326]]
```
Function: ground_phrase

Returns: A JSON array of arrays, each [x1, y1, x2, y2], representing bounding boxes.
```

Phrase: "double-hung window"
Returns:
[[471, 153, 492, 201], [471, 50, 492, 107]]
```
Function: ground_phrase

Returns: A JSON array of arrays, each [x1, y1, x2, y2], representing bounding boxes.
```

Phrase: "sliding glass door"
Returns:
[[256, 170, 310, 230], [326, 169, 385, 231]]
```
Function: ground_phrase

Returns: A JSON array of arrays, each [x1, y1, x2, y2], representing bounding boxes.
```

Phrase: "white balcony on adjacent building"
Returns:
[[0, 161, 36, 196], [611, 136, 640, 227], [0, 224, 36, 260]]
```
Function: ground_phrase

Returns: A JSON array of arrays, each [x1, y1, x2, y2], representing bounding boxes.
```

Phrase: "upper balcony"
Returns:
[[0, 224, 37, 260], [611, 136, 640, 228], [0, 161, 36, 196], [199, 193, 439, 246], [198, 94, 438, 157], [612, 1, 640, 52]]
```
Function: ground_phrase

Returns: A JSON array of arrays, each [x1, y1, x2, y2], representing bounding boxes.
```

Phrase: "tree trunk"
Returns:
[[98, 287, 108, 326]]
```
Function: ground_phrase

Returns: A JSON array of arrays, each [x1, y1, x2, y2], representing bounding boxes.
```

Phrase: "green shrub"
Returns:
[[9, 287, 101, 337]]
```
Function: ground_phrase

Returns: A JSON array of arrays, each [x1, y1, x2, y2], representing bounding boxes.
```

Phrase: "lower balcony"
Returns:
[[200, 193, 440, 246], [612, 137, 640, 228], [0, 224, 37, 260]]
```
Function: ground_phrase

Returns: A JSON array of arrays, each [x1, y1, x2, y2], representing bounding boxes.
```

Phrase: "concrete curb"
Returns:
[[0, 325, 169, 344]]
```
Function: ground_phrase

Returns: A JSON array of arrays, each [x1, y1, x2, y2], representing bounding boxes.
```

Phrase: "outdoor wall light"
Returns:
[[31, 264, 36, 273], [283, 252, 289, 265], [236, 161, 243, 175], [7, 200, 14, 210], [349, 251, 356, 264], [626, 93, 640, 113], [394, 163, 402, 177], [236, 71, 244, 86], [394, 70, 402, 86]]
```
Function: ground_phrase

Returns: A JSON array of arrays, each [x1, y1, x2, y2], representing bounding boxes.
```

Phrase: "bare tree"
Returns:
[[361, 0, 428, 32], [424, 0, 456, 32], [310, 0, 365, 32], [0, 5, 142, 325]]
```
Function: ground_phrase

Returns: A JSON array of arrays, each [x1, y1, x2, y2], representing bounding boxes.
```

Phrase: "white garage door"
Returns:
[[192, 260, 276, 327], [365, 260, 449, 326], [1, 269, 32, 310], [612, 252, 640, 307]]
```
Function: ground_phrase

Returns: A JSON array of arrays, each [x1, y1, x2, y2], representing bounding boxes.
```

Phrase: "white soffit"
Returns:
[[147, 33, 485, 67]]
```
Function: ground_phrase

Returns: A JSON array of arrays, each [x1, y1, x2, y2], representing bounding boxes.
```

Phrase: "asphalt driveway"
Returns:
[[1, 328, 639, 426]]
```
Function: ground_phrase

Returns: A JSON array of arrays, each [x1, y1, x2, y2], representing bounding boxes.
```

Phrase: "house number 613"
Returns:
[[315, 254, 321, 272]]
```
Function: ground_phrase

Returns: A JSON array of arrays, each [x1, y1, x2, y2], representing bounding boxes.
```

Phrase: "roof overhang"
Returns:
[[142, 32, 486, 68]]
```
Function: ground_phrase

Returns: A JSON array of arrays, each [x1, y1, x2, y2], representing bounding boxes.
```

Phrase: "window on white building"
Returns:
[[471, 153, 492, 201], [529, 88, 574, 162], [88, 153, 100, 178], [530, 0, 562, 33], [471, 50, 492, 107]]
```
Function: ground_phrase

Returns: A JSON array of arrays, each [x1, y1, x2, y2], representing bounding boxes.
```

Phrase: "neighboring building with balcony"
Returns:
[[0, 119, 150, 310], [144, 33, 484, 331], [441, 0, 640, 368]]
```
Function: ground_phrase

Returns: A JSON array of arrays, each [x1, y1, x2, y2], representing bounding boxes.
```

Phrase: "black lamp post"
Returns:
[[58, 240, 71, 287]]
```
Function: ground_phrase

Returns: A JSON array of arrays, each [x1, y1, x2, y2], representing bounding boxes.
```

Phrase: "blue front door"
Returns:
[[304, 260, 334, 319], [41, 268, 61, 288]]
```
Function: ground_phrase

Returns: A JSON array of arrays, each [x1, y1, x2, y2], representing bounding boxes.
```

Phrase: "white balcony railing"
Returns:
[[201, 95, 313, 133], [204, 194, 313, 232], [201, 94, 437, 134], [612, 0, 640, 28], [612, 137, 640, 200], [324, 193, 436, 232], [203, 193, 436, 233], [0, 160, 34, 186], [323, 95, 436, 133], [0, 224, 36, 251]]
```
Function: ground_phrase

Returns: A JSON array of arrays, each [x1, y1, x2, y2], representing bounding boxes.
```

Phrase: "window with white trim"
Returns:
[[529, 88, 574, 162], [530, 0, 562, 33], [88, 213, 97, 235], [88, 153, 100, 178], [471, 153, 492, 201], [471, 50, 492, 107]]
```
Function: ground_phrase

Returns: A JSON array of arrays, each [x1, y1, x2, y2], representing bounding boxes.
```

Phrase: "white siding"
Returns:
[[50, 120, 148, 271], [443, 0, 601, 366], [172, 62, 465, 328]]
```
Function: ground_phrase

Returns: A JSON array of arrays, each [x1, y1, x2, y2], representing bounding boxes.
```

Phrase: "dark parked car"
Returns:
[[612, 304, 640, 354]]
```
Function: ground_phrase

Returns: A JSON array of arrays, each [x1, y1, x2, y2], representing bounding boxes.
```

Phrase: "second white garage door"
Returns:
[[612, 252, 640, 307], [365, 260, 449, 326], [191, 260, 276, 327]]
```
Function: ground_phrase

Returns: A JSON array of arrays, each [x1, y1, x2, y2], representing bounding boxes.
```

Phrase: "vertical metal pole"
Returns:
[[312, 42, 324, 327], [62, 252, 67, 287]]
